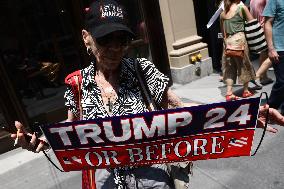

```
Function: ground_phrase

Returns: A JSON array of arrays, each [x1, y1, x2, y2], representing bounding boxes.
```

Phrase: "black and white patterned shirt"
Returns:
[[64, 58, 170, 188], [64, 57, 169, 120]]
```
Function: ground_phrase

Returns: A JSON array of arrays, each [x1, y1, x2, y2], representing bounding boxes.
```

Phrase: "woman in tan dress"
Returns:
[[221, 0, 255, 101]]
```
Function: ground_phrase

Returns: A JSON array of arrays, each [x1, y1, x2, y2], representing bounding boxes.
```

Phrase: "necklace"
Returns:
[[101, 86, 117, 114], [95, 73, 118, 115]]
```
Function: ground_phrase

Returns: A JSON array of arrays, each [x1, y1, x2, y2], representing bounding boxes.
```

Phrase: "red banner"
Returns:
[[41, 97, 260, 171]]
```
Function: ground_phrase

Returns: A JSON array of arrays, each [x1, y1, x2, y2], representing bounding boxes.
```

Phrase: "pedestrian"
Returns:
[[207, 0, 264, 89], [250, 0, 274, 87], [220, 0, 256, 101], [263, 0, 284, 115]]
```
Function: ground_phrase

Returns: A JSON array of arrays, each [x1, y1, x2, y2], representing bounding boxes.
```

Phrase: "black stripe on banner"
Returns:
[[246, 32, 265, 41], [245, 20, 259, 27]]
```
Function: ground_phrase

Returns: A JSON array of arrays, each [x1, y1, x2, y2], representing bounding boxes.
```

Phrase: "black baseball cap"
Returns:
[[85, 0, 134, 38]]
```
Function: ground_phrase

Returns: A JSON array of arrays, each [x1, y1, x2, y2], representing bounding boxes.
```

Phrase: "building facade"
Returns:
[[0, 0, 213, 153]]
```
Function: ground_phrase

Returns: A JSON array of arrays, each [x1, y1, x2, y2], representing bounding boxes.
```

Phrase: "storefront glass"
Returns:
[[0, 0, 151, 134]]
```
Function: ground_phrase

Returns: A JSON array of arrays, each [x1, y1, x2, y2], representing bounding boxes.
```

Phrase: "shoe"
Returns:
[[226, 94, 240, 101], [242, 91, 254, 98], [260, 78, 274, 85], [250, 79, 262, 90]]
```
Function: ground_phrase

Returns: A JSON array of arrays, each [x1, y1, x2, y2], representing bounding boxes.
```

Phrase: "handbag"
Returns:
[[223, 22, 244, 58], [134, 59, 192, 189], [225, 48, 245, 58], [242, 7, 268, 54]]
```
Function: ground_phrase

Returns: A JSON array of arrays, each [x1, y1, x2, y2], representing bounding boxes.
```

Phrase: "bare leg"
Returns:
[[242, 82, 254, 98], [226, 78, 234, 95], [243, 82, 249, 93], [255, 52, 272, 79], [253, 51, 274, 87], [225, 79, 240, 101]]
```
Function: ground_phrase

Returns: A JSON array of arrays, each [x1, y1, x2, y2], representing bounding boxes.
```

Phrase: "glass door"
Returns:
[[0, 0, 154, 132]]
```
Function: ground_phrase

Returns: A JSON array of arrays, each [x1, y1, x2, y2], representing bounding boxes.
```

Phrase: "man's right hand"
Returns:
[[268, 48, 279, 63], [10, 121, 49, 153], [257, 105, 284, 133]]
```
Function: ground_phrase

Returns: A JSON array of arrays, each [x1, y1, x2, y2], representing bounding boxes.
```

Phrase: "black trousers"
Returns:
[[268, 51, 284, 114]]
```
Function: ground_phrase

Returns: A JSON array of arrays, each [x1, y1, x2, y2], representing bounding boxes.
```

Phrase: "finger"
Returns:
[[273, 52, 279, 62], [275, 56, 279, 62], [11, 133, 17, 139], [273, 57, 278, 63], [269, 108, 284, 125], [25, 133, 38, 152], [266, 125, 278, 133], [257, 120, 264, 129], [38, 136, 48, 146], [259, 105, 267, 112], [276, 52, 280, 62], [35, 141, 46, 153], [18, 133, 29, 149], [257, 119, 278, 133], [38, 137, 50, 150], [15, 121, 26, 133], [271, 53, 277, 62], [261, 104, 269, 109], [30, 133, 37, 146], [259, 105, 269, 117]]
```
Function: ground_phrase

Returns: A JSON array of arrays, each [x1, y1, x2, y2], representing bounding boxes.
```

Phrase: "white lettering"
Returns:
[[75, 124, 104, 144], [133, 115, 166, 140], [145, 145, 159, 160], [85, 152, 103, 166], [204, 108, 226, 129], [101, 151, 121, 165], [160, 142, 173, 159], [193, 139, 208, 155], [168, 111, 192, 135], [104, 119, 131, 142], [228, 104, 251, 125], [174, 141, 192, 157], [126, 148, 143, 162], [100, 4, 123, 18], [211, 136, 225, 154], [50, 126, 73, 146]]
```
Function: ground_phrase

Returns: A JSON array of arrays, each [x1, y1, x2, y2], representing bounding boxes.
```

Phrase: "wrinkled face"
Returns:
[[89, 31, 131, 70]]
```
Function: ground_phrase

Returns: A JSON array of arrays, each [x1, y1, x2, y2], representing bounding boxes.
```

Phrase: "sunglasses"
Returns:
[[96, 34, 131, 48]]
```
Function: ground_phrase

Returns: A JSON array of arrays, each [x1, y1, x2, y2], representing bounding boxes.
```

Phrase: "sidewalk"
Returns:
[[1, 62, 283, 189], [172, 65, 274, 104], [172, 66, 284, 189]]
